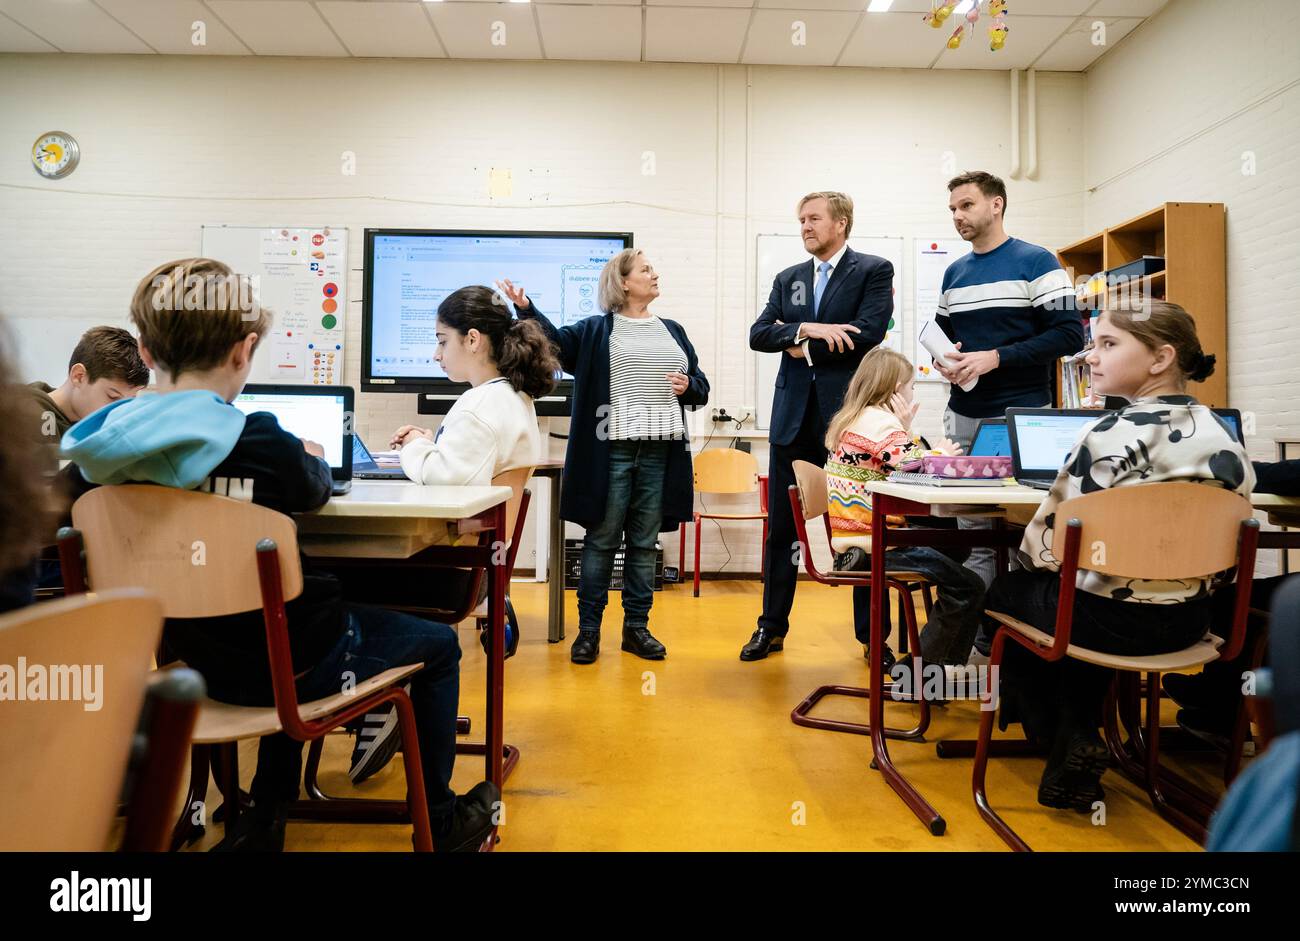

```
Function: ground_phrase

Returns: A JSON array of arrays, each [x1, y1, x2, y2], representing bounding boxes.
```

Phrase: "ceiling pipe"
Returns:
[[1009, 68, 1021, 179], [1026, 68, 1039, 180]]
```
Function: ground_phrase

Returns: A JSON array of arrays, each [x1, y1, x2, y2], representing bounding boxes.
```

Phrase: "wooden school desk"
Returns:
[[294, 481, 514, 797], [858, 479, 1300, 837]]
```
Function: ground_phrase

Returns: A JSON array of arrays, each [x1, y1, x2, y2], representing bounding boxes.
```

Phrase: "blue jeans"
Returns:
[[200, 604, 461, 821], [577, 439, 669, 633], [843, 545, 986, 665]]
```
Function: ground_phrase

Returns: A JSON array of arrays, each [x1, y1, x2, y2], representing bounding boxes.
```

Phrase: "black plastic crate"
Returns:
[[563, 538, 664, 591]]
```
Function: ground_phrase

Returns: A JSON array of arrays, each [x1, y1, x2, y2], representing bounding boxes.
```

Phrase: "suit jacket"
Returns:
[[749, 247, 893, 447]]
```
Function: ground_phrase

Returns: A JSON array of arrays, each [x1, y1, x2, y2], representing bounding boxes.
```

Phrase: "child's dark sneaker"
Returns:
[[1038, 731, 1109, 812], [348, 684, 410, 784]]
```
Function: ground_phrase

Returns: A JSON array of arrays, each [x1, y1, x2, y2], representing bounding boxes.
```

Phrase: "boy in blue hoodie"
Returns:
[[62, 258, 497, 852]]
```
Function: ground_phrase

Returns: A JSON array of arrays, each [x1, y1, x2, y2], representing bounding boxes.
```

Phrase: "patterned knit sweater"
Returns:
[[1020, 395, 1255, 603], [826, 405, 941, 553]]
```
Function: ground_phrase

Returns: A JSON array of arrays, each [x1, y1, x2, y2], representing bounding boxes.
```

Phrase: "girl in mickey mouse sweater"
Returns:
[[824, 347, 985, 667], [984, 302, 1254, 813]]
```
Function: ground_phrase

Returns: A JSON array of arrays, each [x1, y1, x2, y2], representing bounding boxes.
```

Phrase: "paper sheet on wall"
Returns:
[[200, 225, 348, 385], [912, 238, 972, 382], [753, 234, 904, 431]]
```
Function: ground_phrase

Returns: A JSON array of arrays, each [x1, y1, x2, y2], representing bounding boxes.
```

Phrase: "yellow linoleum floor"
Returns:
[[188, 579, 1224, 851]]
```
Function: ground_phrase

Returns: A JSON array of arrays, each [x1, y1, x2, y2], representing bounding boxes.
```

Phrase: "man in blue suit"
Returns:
[[743, 191, 894, 661]]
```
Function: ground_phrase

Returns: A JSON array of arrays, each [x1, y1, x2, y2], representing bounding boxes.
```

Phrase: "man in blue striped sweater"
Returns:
[[934, 171, 1085, 594]]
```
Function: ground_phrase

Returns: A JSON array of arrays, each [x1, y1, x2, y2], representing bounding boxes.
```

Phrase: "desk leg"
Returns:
[[870, 496, 946, 836], [549, 472, 565, 643], [485, 503, 507, 843]]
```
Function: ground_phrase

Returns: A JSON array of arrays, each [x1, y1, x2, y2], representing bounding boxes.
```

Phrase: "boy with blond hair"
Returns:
[[62, 258, 497, 851]]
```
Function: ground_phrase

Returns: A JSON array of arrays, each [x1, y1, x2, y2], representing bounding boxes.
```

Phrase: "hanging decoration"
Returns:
[[924, 1, 1011, 52]]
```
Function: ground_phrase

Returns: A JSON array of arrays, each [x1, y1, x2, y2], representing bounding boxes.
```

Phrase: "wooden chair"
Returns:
[[786, 460, 940, 741], [679, 448, 769, 597], [303, 466, 534, 797], [0, 589, 200, 851], [57, 485, 437, 852], [958, 482, 1259, 852], [455, 467, 533, 783]]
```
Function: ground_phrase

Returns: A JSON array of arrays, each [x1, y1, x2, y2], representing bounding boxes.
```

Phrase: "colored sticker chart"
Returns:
[[200, 225, 349, 385], [912, 237, 972, 382], [753, 234, 905, 431]]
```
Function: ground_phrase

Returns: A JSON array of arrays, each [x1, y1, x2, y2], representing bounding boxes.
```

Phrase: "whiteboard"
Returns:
[[753, 234, 904, 431], [201, 225, 348, 385], [912, 238, 971, 382]]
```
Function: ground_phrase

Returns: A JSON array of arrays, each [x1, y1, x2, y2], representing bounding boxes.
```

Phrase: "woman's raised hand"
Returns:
[[495, 279, 529, 311]]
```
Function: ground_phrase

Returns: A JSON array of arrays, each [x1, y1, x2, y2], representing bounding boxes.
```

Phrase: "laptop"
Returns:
[[353, 434, 407, 480], [233, 384, 354, 495], [968, 417, 1010, 457], [1100, 396, 1244, 445], [1213, 408, 1245, 445], [1006, 408, 1104, 490]]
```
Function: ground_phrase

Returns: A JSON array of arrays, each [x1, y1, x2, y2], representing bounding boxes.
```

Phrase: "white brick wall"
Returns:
[[1083, 0, 1300, 576], [27, 46, 1292, 579]]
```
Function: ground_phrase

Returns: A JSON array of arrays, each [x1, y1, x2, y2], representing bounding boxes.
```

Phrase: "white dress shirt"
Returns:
[[797, 241, 850, 365]]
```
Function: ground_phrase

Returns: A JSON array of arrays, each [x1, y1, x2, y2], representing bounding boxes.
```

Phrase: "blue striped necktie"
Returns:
[[813, 261, 831, 318]]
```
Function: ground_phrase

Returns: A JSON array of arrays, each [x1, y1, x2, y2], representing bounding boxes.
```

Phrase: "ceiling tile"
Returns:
[[206, 0, 348, 56], [0, 9, 58, 51], [742, 10, 862, 66], [536, 5, 642, 61], [97, 0, 249, 55], [427, 3, 542, 60], [646, 0, 755, 8], [931, 13, 1073, 70], [1089, 0, 1167, 15], [836, 9, 941, 69], [644, 8, 751, 62], [1032, 15, 1141, 70], [756, 0, 868, 9], [316, 1, 445, 57], [889, 0, 1089, 13], [0, 0, 153, 53]]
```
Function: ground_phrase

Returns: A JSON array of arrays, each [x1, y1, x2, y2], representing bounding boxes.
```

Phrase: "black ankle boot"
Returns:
[[621, 625, 666, 660], [570, 630, 600, 664]]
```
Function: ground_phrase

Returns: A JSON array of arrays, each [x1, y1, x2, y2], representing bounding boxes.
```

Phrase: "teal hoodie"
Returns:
[[60, 390, 247, 490]]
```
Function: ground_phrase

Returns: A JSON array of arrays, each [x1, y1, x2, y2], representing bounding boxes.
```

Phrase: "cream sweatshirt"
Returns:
[[399, 377, 541, 486]]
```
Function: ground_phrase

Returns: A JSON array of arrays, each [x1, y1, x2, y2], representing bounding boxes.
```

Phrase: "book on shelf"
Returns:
[[1058, 348, 1099, 408]]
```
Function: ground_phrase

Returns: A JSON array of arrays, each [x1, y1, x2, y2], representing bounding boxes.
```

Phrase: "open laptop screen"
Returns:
[[969, 420, 1010, 457], [233, 386, 349, 471], [1009, 411, 1101, 476]]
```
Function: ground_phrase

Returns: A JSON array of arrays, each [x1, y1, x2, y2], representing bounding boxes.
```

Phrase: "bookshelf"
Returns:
[[1056, 202, 1227, 408]]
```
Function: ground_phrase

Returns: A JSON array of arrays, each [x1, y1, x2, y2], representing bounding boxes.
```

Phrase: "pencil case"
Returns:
[[921, 455, 1014, 479]]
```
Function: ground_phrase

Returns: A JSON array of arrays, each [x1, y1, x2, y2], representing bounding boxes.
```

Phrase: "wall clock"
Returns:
[[32, 131, 80, 179]]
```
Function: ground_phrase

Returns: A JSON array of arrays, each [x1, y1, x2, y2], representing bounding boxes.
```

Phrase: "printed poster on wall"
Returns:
[[200, 225, 348, 385], [913, 238, 972, 382]]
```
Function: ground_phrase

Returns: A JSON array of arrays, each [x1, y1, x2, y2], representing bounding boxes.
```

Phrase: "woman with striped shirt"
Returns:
[[499, 249, 709, 664]]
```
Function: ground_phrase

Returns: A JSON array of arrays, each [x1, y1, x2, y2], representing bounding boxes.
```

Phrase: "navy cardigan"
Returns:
[[517, 299, 709, 532]]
